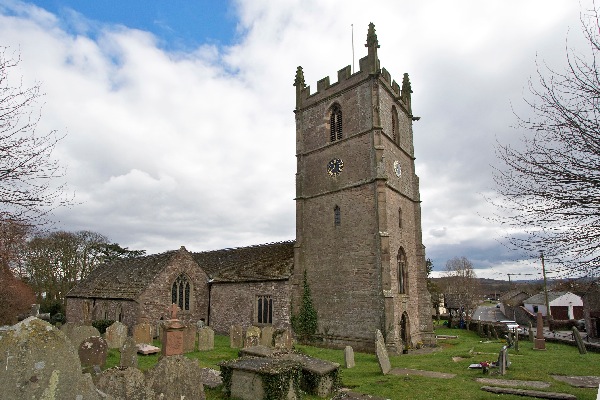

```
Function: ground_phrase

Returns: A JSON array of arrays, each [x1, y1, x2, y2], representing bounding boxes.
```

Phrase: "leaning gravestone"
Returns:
[[198, 326, 215, 351], [260, 326, 274, 347], [572, 326, 587, 354], [106, 321, 128, 349], [95, 366, 154, 400], [132, 322, 153, 345], [375, 329, 391, 375], [344, 346, 355, 368], [0, 317, 100, 399], [230, 325, 244, 348], [145, 355, 206, 400], [120, 336, 138, 368], [245, 326, 261, 348], [78, 335, 108, 372]]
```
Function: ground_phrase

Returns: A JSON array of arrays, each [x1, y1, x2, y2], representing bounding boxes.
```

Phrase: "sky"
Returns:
[[0, 0, 591, 280]]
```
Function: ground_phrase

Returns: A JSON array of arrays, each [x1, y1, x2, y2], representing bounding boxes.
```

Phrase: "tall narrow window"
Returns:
[[334, 205, 341, 226], [391, 106, 398, 142], [116, 304, 123, 322], [256, 295, 273, 324], [171, 274, 192, 311], [398, 249, 408, 294], [398, 207, 403, 229], [330, 104, 342, 142]]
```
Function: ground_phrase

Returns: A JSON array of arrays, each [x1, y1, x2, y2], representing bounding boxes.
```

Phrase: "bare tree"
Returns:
[[0, 47, 70, 225], [442, 256, 480, 319], [493, 7, 600, 276]]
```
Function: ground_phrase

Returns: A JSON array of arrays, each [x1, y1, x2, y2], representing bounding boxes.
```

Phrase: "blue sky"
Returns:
[[24, 0, 238, 49], [0, 0, 590, 280]]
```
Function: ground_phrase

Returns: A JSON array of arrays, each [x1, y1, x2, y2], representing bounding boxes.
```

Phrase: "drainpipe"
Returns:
[[207, 278, 213, 326]]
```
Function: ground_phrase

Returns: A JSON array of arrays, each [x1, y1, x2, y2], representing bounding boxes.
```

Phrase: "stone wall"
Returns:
[[209, 280, 291, 335]]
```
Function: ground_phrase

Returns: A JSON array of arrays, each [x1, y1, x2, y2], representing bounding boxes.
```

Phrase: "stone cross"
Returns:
[[169, 303, 179, 320]]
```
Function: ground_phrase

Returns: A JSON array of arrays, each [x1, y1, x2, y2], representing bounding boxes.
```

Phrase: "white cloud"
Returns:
[[0, 0, 589, 279]]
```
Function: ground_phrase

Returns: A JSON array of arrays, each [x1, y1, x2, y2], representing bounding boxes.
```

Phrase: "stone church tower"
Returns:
[[292, 23, 434, 353]]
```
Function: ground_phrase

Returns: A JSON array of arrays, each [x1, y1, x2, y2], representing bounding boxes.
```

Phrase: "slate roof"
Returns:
[[524, 291, 569, 305], [192, 240, 294, 282], [66, 241, 295, 300], [67, 250, 179, 300]]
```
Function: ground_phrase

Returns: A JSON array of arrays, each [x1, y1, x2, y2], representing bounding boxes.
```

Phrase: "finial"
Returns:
[[294, 66, 306, 88], [365, 23, 380, 75], [366, 22, 379, 49], [402, 73, 413, 113]]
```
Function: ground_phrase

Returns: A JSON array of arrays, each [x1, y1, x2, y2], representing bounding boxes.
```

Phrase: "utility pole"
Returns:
[[540, 251, 551, 320]]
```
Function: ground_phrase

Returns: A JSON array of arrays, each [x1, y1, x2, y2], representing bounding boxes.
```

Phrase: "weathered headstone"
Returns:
[[245, 326, 261, 348], [67, 324, 101, 350], [132, 321, 153, 345], [230, 325, 244, 348], [273, 328, 293, 350], [260, 326, 274, 347], [375, 329, 391, 375], [344, 346, 355, 369], [95, 366, 154, 400], [106, 321, 128, 349], [198, 326, 215, 351], [146, 355, 206, 399], [120, 336, 138, 368], [183, 325, 196, 353], [78, 335, 108, 372], [572, 326, 587, 354], [0, 317, 100, 399], [534, 312, 546, 350], [498, 347, 508, 375]]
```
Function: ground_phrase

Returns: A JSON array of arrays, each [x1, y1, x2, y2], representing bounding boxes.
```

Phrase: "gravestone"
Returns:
[[498, 347, 508, 375], [146, 355, 206, 399], [132, 322, 153, 345], [260, 326, 274, 347], [245, 326, 261, 348], [95, 366, 154, 400], [572, 326, 587, 354], [106, 321, 128, 349], [528, 321, 534, 342], [198, 326, 215, 351], [344, 346, 355, 368], [120, 336, 138, 368], [534, 312, 546, 350], [0, 317, 100, 399], [67, 325, 101, 350], [78, 335, 108, 372], [375, 329, 391, 375], [273, 328, 293, 350], [183, 325, 196, 353], [137, 343, 161, 355], [230, 325, 244, 348]]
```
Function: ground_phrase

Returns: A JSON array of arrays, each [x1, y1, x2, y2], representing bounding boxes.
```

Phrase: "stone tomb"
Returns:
[[219, 357, 301, 400], [198, 326, 215, 351], [161, 319, 185, 357], [78, 336, 108, 372], [105, 321, 128, 349], [281, 353, 340, 398]]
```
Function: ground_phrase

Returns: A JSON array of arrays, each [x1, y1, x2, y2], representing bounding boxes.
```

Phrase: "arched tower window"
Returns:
[[398, 248, 408, 294], [334, 205, 341, 226], [329, 104, 343, 142], [171, 273, 192, 311], [391, 106, 398, 142]]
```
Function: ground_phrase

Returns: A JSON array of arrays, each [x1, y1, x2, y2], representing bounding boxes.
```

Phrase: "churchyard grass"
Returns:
[[104, 327, 600, 399]]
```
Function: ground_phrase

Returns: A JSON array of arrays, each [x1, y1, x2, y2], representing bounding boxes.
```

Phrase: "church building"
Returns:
[[66, 23, 434, 353]]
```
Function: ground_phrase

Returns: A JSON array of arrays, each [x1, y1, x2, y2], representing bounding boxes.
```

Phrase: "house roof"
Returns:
[[66, 249, 180, 300], [66, 241, 295, 300], [524, 291, 569, 305], [499, 290, 530, 306], [192, 240, 294, 282]]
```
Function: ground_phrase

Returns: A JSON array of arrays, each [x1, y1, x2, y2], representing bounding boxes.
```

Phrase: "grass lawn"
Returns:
[[105, 325, 600, 399]]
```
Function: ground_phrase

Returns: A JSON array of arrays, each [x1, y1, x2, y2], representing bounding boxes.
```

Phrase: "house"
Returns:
[[523, 291, 583, 320], [498, 290, 530, 321]]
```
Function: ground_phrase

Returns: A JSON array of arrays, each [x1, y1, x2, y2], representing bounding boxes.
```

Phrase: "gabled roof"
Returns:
[[524, 291, 569, 305], [192, 241, 294, 282], [66, 241, 295, 300], [67, 250, 180, 300], [499, 290, 530, 306]]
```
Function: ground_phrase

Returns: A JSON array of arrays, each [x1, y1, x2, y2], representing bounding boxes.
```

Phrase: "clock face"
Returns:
[[327, 158, 344, 176], [393, 160, 402, 177]]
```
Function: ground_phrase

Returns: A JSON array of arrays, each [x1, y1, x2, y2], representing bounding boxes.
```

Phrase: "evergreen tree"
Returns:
[[293, 270, 318, 341]]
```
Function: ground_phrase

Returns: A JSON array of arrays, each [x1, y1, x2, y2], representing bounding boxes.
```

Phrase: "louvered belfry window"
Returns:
[[330, 105, 342, 142], [171, 273, 191, 311], [334, 205, 341, 226]]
